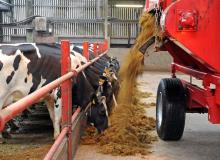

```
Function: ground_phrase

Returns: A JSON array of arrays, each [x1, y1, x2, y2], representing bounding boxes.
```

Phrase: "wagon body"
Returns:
[[144, 0, 220, 140], [162, 0, 220, 74]]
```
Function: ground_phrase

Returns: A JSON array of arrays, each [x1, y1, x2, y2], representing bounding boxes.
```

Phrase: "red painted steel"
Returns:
[[83, 41, 89, 61], [144, 0, 173, 11], [44, 107, 81, 160], [172, 63, 220, 123], [176, 10, 198, 32], [43, 127, 68, 160], [93, 43, 97, 57], [61, 40, 73, 160], [162, 0, 220, 74], [71, 108, 81, 123], [181, 80, 206, 109], [161, 0, 173, 9], [104, 39, 108, 51], [61, 40, 72, 128], [145, 0, 149, 10], [146, 0, 220, 124], [99, 43, 104, 53]]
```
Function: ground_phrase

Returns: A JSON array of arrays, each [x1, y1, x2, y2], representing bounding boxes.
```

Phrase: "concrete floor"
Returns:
[[75, 72, 220, 160], [139, 72, 220, 160], [75, 49, 220, 160]]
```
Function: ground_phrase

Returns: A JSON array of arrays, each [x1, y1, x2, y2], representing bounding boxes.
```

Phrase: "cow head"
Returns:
[[88, 96, 108, 133]]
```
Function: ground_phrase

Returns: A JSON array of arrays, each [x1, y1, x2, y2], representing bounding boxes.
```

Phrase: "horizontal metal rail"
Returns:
[[44, 107, 81, 160], [0, 49, 108, 132], [43, 127, 69, 160]]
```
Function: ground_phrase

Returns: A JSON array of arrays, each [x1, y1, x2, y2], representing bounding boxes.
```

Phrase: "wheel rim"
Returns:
[[157, 92, 163, 128]]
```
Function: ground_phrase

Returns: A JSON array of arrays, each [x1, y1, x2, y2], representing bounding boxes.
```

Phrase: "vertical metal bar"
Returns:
[[145, 0, 149, 10], [83, 41, 89, 61], [93, 42, 97, 57], [88, 0, 90, 19], [104, 39, 108, 51], [61, 40, 72, 127], [104, 0, 108, 40], [0, 12, 3, 43], [92, 0, 94, 19], [25, 0, 34, 42], [61, 40, 73, 160], [96, 0, 101, 18]]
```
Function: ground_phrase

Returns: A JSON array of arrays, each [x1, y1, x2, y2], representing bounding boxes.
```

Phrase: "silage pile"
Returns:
[[95, 12, 158, 156]]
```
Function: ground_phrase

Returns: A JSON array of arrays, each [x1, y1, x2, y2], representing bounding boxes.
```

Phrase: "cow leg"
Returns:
[[44, 96, 57, 139], [54, 104, 61, 138], [53, 89, 62, 139]]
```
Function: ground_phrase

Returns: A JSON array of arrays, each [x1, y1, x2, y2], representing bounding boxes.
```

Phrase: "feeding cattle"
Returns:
[[0, 43, 120, 142], [72, 44, 120, 113]]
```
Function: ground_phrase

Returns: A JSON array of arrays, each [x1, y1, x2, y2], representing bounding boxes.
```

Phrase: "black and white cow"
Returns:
[[71, 45, 120, 114], [0, 43, 111, 139]]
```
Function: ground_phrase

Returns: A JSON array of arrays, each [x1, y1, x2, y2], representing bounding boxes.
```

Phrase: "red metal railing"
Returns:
[[0, 40, 109, 160]]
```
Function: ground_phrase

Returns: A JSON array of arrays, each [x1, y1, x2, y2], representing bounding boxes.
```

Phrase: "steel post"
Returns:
[[93, 43, 97, 57], [145, 0, 149, 10], [61, 40, 72, 160], [104, 39, 108, 51], [25, 0, 34, 42], [83, 41, 89, 61], [104, 0, 108, 40]]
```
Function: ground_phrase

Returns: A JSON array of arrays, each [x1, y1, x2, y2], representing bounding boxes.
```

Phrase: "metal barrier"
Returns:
[[0, 39, 109, 160]]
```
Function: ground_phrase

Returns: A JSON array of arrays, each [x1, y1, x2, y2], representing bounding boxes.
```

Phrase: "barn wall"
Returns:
[[1, 0, 144, 44]]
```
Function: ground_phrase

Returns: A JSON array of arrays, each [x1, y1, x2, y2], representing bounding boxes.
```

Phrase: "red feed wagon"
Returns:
[[144, 0, 220, 140]]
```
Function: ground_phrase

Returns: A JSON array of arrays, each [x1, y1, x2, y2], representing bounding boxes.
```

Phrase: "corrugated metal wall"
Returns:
[[110, 5, 142, 39], [2, 0, 25, 42], [1, 0, 143, 43]]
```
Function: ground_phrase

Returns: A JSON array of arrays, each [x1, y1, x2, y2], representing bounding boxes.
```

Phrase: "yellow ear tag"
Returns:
[[104, 68, 110, 77], [99, 79, 105, 85]]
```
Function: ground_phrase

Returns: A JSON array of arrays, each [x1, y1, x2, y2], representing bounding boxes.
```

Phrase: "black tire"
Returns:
[[156, 78, 186, 141]]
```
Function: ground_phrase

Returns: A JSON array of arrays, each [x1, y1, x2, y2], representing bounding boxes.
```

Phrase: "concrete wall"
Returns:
[[108, 48, 173, 72]]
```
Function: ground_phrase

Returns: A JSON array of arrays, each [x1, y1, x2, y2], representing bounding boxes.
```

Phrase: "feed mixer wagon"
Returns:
[[143, 0, 220, 140]]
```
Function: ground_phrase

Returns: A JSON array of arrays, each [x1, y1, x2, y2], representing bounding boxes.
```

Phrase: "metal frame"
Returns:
[[172, 62, 220, 124], [155, 0, 220, 124]]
